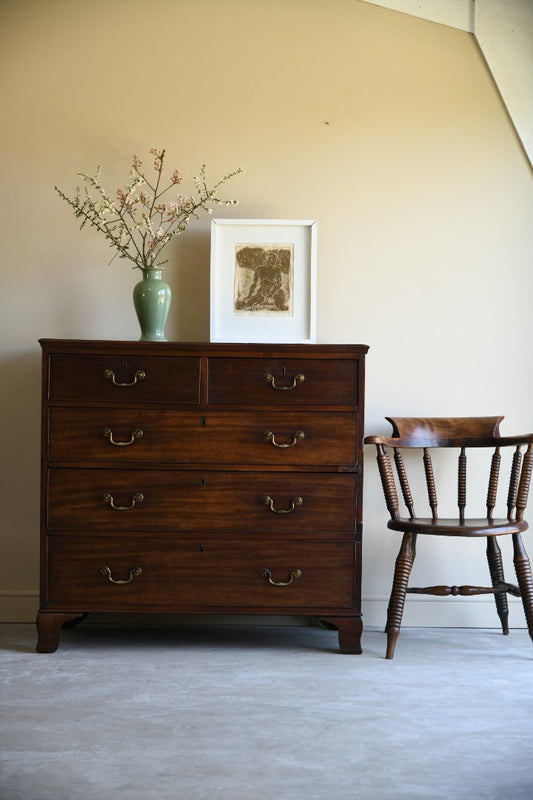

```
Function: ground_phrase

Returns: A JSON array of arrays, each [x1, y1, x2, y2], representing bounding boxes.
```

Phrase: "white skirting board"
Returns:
[[363, 594, 527, 629], [0, 590, 527, 628]]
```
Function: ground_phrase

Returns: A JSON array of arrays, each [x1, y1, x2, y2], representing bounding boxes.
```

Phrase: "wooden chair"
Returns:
[[365, 417, 533, 658]]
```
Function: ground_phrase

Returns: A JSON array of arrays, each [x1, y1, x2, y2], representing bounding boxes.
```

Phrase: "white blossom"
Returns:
[[55, 148, 242, 269]]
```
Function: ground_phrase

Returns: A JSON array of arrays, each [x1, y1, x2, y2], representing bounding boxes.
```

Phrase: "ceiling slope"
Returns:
[[361, 0, 532, 167]]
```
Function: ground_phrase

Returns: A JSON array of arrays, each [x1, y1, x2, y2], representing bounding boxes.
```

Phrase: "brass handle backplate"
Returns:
[[263, 373, 305, 391], [102, 492, 144, 511], [261, 568, 302, 587], [263, 430, 305, 448], [100, 566, 142, 585], [262, 495, 303, 514], [104, 369, 146, 387], [103, 428, 144, 446]]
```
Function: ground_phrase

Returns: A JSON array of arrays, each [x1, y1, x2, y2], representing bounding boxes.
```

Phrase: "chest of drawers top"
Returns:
[[41, 340, 368, 408]]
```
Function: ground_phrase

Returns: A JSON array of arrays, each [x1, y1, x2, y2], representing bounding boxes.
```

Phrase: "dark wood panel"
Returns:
[[207, 358, 359, 405], [47, 469, 357, 533], [45, 536, 356, 609], [40, 339, 368, 358], [48, 354, 200, 403], [47, 408, 358, 466]]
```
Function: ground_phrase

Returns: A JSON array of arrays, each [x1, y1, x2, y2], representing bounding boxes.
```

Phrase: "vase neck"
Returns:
[[142, 268, 164, 280]]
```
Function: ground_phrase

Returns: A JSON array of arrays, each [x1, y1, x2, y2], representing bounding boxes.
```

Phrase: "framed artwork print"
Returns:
[[210, 219, 317, 343]]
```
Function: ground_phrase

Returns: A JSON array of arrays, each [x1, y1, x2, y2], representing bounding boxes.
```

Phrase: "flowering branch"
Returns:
[[55, 147, 242, 269]]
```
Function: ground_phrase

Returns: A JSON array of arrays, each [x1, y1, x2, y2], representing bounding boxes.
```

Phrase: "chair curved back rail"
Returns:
[[365, 416, 533, 526], [365, 417, 533, 658]]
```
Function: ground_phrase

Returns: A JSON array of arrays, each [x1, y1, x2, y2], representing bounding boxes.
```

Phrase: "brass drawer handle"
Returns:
[[263, 430, 305, 448], [262, 495, 303, 514], [263, 372, 305, 391], [261, 568, 302, 587], [102, 492, 144, 510], [104, 368, 146, 387], [100, 566, 142, 585], [102, 428, 144, 446]]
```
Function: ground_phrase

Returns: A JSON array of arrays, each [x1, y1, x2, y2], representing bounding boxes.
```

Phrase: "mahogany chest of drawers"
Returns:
[[37, 340, 368, 653]]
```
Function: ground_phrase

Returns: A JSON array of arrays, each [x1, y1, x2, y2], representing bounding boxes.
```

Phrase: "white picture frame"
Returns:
[[210, 219, 317, 343]]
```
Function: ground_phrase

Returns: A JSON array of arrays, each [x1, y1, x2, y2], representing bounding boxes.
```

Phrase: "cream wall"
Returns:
[[1, 0, 532, 627]]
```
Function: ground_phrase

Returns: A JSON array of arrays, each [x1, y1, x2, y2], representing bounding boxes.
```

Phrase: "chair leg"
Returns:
[[486, 536, 509, 635], [386, 532, 416, 659], [512, 533, 533, 643]]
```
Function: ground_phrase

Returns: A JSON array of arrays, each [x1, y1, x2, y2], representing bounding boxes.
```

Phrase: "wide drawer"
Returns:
[[46, 469, 357, 533], [207, 357, 359, 405], [44, 536, 355, 609], [47, 354, 200, 404], [47, 408, 358, 466]]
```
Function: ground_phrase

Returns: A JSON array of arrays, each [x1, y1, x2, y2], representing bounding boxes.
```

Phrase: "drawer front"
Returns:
[[47, 354, 200, 403], [48, 408, 358, 466], [45, 537, 355, 609], [47, 469, 357, 533], [207, 358, 359, 405]]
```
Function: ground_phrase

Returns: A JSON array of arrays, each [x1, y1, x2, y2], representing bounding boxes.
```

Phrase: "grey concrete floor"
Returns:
[[1, 621, 532, 800]]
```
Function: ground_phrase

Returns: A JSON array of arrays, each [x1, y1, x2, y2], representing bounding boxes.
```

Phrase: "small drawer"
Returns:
[[47, 408, 198, 463], [207, 358, 359, 405], [48, 408, 358, 467], [46, 469, 357, 533], [47, 354, 200, 404], [195, 411, 358, 466], [44, 536, 355, 610]]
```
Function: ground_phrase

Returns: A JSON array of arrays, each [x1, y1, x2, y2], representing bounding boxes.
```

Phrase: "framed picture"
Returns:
[[210, 219, 317, 343]]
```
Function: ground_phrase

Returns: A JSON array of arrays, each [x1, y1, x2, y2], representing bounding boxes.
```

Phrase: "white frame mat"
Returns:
[[210, 219, 317, 343]]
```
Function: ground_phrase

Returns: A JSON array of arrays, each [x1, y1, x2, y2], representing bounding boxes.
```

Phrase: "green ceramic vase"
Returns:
[[132, 268, 172, 342]]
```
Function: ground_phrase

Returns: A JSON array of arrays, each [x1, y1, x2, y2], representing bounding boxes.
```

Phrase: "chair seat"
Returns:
[[387, 517, 529, 537]]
